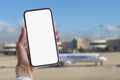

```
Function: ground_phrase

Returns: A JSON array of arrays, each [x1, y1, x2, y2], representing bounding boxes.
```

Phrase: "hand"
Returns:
[[16, 27, 35, 79]]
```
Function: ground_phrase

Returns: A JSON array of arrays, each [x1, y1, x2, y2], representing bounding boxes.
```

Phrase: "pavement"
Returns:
[[0, 52, 120, 80]]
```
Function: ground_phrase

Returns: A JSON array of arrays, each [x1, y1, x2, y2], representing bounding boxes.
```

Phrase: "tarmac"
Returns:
[[0, 52, 120, 80]]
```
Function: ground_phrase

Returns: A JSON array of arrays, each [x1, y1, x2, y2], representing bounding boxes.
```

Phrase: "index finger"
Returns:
[[18, 27, 26, 45]]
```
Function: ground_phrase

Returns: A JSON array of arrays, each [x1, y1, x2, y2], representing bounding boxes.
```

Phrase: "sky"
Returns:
[[0, 0, 120, 42]]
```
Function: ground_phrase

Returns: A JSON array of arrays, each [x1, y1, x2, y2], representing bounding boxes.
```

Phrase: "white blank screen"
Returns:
[[24, 9, 58, 66]]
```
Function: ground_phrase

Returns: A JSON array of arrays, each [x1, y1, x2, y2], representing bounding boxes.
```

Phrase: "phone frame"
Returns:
[[23, 8, 59, 67]]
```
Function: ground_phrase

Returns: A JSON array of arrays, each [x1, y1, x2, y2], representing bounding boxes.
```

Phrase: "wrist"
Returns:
[[16, 64, 33, 79]]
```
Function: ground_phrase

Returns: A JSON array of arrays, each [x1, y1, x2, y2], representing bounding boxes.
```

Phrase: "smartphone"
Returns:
[[24, 8, 58, 67]]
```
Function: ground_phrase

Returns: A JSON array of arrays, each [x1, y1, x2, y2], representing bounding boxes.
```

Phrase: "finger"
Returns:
[[24, 45, 31, 63], [18, 27, 26, 45], [31, 67, 39, 72], [25, 45, 29, 55]]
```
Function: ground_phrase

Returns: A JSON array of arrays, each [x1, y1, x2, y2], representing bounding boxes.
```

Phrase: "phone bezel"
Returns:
[[23, 8, 59, 67]]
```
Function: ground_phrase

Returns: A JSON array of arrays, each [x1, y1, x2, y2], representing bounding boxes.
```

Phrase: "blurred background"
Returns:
[[0, 0, 120, 80]]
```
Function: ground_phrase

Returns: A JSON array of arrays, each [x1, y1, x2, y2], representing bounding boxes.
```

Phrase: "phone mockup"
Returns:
[[24, 8, 58, 66]]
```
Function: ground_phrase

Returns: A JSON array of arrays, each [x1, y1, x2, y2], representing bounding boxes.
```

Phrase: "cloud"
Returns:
[[54, 22, 61, 28], [61, 29, 94, 41], [61, 25, 120, 41], [0, 21, 21, 42], [61, 30, 79, 41], [106, 26, 120, 32]]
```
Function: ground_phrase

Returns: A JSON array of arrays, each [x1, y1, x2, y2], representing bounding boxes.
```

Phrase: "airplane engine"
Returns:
[[63, 61, 72, 65], [57, 61, 72, 66], [99, 56, 107, 61]]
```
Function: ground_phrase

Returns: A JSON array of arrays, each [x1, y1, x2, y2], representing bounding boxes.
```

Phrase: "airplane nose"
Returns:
[[100, 56, 107, 61]]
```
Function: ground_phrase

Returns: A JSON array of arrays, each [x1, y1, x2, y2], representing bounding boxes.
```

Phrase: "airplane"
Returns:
[[57, 53, 107, 66]]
